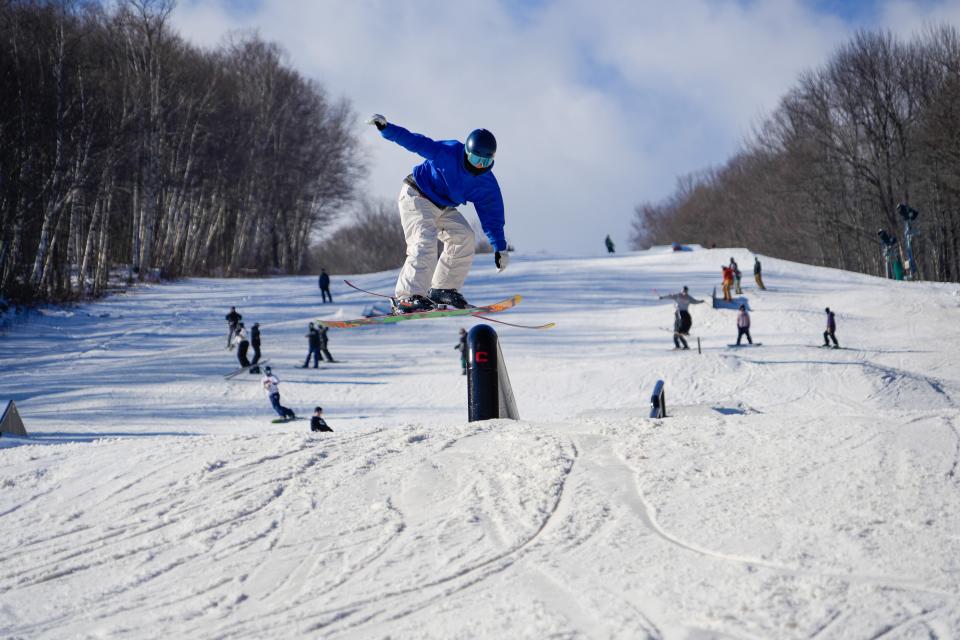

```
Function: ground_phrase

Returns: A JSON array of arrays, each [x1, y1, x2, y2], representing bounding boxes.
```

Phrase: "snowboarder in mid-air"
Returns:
[[823, 308, 840, 348], [262, 366, 295, 421], [660, 286, 703, 350], [366, 114, 509, 314]]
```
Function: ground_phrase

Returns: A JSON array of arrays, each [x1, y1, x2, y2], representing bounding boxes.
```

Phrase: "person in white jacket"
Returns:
[[659, 286, 703, 350], [261, 367, 295, 421], [735, 304, 753, 345], [232, 323, 250, 368]]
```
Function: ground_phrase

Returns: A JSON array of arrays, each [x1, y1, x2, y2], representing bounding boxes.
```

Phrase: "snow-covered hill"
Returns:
[[2, 249, 960, 639]]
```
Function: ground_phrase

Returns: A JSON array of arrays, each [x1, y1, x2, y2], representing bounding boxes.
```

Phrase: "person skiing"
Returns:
[[660, 286, 703, 350], [754, 256, 766, 290], [730, 257, 743, 295], [365, 114, 509, 313], [605, 235, 615, 254], [261, 366, 295, 421], [318, 268, 332, 304], [735, 304, 753, 345], [721, 265, 734, 302], [232, 322, 250, 368], [225, 306, 242, 347], [249, 322, 262, 374], [303, 323, 321, 368], [318, 326, 334, 363], [311, 406, 333, 433], [455, 327, 468, 375], [823, 307, 839, 348]]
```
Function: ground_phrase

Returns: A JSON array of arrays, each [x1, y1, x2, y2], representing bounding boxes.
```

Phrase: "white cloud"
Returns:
[[171, 0, 960, 253]]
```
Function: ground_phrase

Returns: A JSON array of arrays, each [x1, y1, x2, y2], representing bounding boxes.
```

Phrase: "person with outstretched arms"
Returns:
[[366, 114, 509, 314]]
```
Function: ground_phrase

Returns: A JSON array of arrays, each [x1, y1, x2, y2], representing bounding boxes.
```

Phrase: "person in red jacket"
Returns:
[[721, 266, 735, 302]]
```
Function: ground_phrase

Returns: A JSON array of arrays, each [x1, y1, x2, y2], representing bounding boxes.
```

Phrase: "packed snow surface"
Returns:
[[3, 249, 960, 639]]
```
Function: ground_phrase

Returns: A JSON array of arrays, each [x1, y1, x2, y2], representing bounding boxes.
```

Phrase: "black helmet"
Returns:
[[264, 366, 272, 373], [465, 129, 496, 168]]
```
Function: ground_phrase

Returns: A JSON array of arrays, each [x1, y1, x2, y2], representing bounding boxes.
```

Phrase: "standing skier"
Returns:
[[249, 322, 262, 374], [823, 308, 840, 348], [660, 286, 703, 350], [225, 306, 242, 347], [735, 304, 753, 345], [455, 327, 468, 375], [605, 235, 615, 254], [232, 322, 250, 368], [303, 323, 321, 368], [261, 366, 295, 421], [754, 257, 766, 290], [318, 326, 334, 363], [721, 265, 734, 302], [319, 268, 333, 304], [730, 257, 743, 295], [366, 114, 509, 313]]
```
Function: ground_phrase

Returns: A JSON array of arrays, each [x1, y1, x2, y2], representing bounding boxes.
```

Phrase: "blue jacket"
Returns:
[[382, 123, 507, 251]]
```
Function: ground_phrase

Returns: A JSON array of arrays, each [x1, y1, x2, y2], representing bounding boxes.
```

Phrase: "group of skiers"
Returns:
[[258, 365, 332, 431], [659, 281, 840, 350], [226, 307, 263, 373], [720, 257, 766, 302], [225, 308, 340, 430]]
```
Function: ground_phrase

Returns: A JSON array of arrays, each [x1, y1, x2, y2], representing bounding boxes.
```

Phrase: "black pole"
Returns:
[[467, 324, 500, 421], [649, 379, 666, 419]]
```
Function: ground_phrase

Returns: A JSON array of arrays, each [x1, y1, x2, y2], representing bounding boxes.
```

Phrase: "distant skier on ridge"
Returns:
[[365, 114, 509, 314], [660, 286, 703, 350]]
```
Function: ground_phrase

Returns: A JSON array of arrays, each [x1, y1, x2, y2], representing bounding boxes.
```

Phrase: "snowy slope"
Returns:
[[2, 248, 960, 639]]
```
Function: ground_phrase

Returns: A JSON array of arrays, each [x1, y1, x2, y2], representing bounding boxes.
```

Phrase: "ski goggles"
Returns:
[[466, 150, 494, 169]]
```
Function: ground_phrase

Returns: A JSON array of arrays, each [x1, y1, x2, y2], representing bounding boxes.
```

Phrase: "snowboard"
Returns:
[[316, 295, 522, 329], [271, 416, 306, 424], [224, 359, 270, 379], [727, 343, 762, 347]]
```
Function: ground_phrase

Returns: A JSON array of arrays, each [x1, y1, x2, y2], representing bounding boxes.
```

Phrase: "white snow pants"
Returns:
[[395, 182, 475, 297]]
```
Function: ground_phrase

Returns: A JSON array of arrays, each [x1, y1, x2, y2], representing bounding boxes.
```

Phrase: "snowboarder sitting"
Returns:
[[262, 366, 295, 421], [319, 268, 332, 303], [660, 286, 703, 350], [225, 306, 242, 348], [736, 304, 753, 345], [311, 406, 333, 433], [303, 323, 321, 368], [232, 322, 250, 368], [455, 327, 468, 375], [366, 114, 509, 314], [823, 308, 839, 348]]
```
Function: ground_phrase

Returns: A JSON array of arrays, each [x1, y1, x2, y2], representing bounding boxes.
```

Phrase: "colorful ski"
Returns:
[[316, 295, 521, 328]]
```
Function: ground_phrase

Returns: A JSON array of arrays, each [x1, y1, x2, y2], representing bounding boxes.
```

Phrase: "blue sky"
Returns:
[[173, 0, 960, 254]]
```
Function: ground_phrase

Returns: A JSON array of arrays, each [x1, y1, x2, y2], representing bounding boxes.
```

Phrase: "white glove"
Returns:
[[366, 114, 387, 131], [495, 251, 510, 272]]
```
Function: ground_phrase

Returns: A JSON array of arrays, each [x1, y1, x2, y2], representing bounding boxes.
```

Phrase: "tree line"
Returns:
[[0, 0, 365, 302], [631, 25, 960, 283]]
